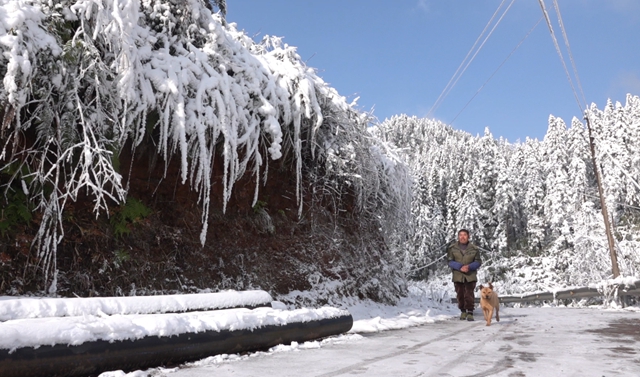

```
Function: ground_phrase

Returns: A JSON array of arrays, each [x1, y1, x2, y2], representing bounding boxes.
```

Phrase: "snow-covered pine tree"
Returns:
[[566, 117, 593, 213], [519, 138, 546, 253], [206, 0, 227, 18], [377, 95, 640, 289], [596, 100, 629, 219], [471, 128, 499, 252], [541, 115, 572, 254], [492, 142, 520, 254]]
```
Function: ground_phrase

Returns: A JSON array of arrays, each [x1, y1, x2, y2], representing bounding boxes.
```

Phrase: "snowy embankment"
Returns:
[[0, 290, 353, 377], [319, 282, 456, 333], [0, 290, 349, 352], [0, 0, 411, 303], [0, 284, 456, 353]]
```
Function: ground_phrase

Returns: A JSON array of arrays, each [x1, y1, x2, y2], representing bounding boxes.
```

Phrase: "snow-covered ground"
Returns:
[[98, 282, 639, 377], [1, 282, 639, 376], [160, 305, 640, 377], [0, 286, 449, 352]]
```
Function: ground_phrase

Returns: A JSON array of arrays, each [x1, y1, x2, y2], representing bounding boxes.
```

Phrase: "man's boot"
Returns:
[[467, 312, 474, 321], [459, 310, 467, 320]]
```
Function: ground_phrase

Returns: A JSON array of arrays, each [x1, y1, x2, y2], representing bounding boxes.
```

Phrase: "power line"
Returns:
[[552, 0, 587, 107], [438, 0, 516, 115], [427, 0, 515, 118], [408, 239, 455, 274], [408, 241, 495, 274], [584, 194, 640, 212], [408, 253, 447, 274], [598, 148, 640, 194], [537, 0, 584, 113], [450, 16, 544, 125], [426, 0, 507, 118]]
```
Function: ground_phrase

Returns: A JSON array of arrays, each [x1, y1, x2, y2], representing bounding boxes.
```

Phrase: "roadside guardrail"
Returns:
[[452, 280, 640, 306]]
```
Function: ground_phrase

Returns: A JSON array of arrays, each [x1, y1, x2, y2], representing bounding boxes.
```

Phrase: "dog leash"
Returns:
[[408, 253, 448, 274], [407, 239, 456, 274], [408, 241, 494, 274]]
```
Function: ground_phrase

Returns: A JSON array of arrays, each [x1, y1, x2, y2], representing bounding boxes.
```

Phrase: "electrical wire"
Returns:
[[442, 0, 516, 113], [450, 16, 544, 125], [408, 240, 495, 274], [427, 0, 514, 118], [599, 148, 640, 193], [537, 0, 584, 113], [427, 0, 507, 118], [584, 193, 640, 212], [408, 239, 455, 274], [552, 0, 588, 107], [539, 0, 623, 275], [408, 253, 447, 274]]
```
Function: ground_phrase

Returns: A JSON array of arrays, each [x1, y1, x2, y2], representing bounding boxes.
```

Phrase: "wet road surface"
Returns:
[[169, 307, 640, 377]]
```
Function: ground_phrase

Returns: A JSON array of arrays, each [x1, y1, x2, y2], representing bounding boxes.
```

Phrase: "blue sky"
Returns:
[[227, 1, 640, 143]]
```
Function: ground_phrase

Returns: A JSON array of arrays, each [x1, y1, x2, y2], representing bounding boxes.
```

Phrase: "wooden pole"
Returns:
[[584, 113, 620, 278]]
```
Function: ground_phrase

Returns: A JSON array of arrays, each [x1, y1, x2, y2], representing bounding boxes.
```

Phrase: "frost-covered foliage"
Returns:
[[0, 0, 411, 294], [378, 94, 640, 291]]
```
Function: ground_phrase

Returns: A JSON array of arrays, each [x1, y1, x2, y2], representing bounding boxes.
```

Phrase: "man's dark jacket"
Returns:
[[447, 242, 482, 283]]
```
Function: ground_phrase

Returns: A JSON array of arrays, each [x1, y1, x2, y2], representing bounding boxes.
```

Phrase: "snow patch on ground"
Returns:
[[347, 282, 456, 333], [91, 282, 457, 376]]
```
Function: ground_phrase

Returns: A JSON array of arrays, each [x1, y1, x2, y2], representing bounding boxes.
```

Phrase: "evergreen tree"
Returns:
[[493, 142, 520, 253], [473, 128, 499, 250], [566, 118, 593, 212], [520, 138, 547, 252], [542, 115, 572, 253]]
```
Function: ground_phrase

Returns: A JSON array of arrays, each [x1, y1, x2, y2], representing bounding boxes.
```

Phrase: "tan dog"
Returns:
[[479, 283, 500, 326]]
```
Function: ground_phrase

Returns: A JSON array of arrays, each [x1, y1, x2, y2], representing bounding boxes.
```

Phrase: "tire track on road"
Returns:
[[316, 321, 478, 377], [426, 321, 516, 377]]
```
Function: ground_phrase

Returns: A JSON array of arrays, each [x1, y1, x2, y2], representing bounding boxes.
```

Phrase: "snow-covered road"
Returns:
[[165, 306, 640, 377]]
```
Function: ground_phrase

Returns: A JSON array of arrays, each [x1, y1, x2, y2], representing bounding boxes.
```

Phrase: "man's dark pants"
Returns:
[[454, 281, 476, 312]]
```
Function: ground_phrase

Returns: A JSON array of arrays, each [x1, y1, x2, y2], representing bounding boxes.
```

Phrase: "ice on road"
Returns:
[[166, 306, 640, 377]]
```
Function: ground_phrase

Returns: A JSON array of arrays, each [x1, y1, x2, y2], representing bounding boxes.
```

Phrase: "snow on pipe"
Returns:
[[0, 308, 353, 377], [0, 290, 273, 322]]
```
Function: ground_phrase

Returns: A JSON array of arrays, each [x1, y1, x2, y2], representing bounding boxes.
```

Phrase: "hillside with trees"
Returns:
[[375, 95, 640, 293], [0, 0, 411, 304]]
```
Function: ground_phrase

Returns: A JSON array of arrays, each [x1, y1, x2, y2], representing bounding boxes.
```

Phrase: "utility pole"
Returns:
[[537, 0, 619, 277], [585, 113, 620, 278]]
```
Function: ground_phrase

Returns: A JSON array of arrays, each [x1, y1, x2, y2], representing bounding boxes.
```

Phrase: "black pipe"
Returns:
[[0, 313, 353, 377]]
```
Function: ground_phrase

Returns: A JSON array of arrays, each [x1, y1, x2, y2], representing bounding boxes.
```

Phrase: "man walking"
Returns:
[[447, 229, 482, 321]]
